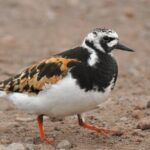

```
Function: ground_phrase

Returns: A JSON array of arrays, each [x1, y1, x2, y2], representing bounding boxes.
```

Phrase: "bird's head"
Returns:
[[82, 28, 134, 54]]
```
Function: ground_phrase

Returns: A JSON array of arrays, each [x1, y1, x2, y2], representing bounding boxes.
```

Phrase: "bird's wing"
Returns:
[[0, 56, 80, 95]]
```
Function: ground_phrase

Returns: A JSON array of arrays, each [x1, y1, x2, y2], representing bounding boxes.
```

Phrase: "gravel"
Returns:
[[6, 143, 25, 150], [56, 140, 72, 150], [137, 118, 150, 130]]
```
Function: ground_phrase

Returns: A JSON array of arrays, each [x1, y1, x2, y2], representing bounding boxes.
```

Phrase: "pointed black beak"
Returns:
[[114, 42, 134, 52]]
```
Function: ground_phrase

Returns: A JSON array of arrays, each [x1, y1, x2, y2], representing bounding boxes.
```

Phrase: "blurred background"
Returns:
[[0, 0, 150, 149]]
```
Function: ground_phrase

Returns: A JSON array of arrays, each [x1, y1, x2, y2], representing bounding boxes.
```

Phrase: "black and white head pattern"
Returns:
[[82, 28, 119, 66], [82, 28, 119, 53]]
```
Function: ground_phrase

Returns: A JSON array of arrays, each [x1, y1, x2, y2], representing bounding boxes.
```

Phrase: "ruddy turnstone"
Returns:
[[0, 28, 134, 144]]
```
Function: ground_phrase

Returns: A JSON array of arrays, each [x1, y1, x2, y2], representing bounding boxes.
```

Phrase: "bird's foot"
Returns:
[[77, 114, 116, 137], [41, 138, 55, 144], [37, 115, 55, 144], [79, 122, 115, 136]]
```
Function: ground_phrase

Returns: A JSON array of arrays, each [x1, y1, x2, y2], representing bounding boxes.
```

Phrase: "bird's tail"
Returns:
[[0, 80, 9, 97]]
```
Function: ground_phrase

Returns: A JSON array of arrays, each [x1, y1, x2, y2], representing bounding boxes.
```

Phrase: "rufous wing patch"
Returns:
[[0, 57, 80, 95]]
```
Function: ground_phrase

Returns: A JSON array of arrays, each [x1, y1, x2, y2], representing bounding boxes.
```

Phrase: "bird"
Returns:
[[0, 28, 134, 144]]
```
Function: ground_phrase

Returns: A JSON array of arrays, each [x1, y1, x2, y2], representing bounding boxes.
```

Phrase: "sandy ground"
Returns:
[[0, 0, 150, 149]]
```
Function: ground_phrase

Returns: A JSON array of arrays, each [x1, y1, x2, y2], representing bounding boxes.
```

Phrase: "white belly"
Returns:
[[8, 74, 112, 118]]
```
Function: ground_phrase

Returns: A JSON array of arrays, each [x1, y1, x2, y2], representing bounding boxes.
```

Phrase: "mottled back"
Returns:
[[0, 57, 79, 95]]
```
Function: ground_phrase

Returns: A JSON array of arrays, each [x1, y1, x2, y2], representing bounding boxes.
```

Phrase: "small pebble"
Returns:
[[0, 126, 11, 133], [24, 144, 36, 150], [134, 102, 146, 110], [128, 67, 139, 76], [134, 105, 145, 110], [15, 117, 35, 122], [146, 101, 150, 108], [54, 127, 61, 131], [137, 118, 150, 130], [135, 137, 143, 143], [38, 144, 54, 150], [56, 140, 72, 149], [120, 117, 128, 121], [132, 129, 145, 137], [0, 138, 11, 144], [6, 143, 25, 150], [132, 110, 142, 119], [145, 111, 150, 116], [112, 128, 124, 136], [124, 8, 135, 19]]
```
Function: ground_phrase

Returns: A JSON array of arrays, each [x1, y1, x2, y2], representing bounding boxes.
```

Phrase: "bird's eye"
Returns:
[[103, 36, 114, 42], [93, 32, 97, 36], [103, 36, 109, 41]]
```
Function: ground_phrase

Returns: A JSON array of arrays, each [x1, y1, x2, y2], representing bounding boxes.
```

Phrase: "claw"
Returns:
[[41, 138, 55, 144], [96, 127, 117, 137]]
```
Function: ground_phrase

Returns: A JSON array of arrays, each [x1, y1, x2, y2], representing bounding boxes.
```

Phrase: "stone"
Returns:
[[134, 137, 143, 143], [0, 138, 11, 144], [0, 126, 11, 133], [112, 129, 124, 136], [24, 144, 36, 150], [56, 140, 72, 149], [15, 117, 35, 122], [132, 110, 142, 119], [145, 111, 150, 116], [128, 67, 139, 76], [54, 127, 61, 131], [120, 117, 128, 121], [134, 102, 146, 110], [132, 129, 145, 137], [124, 8, 135, 18], [6, 143, 25, 150], [38, 144, 54, 150], [137, 118, 150, 130], [146, 101, 150, 108]]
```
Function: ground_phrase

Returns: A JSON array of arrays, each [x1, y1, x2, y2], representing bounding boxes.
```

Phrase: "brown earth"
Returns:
[[0, 0, 150, 149]]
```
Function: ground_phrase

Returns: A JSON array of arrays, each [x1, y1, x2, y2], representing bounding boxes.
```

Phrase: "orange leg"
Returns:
[[77, 114, 115, 136], [37, 115, 54, 144]]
